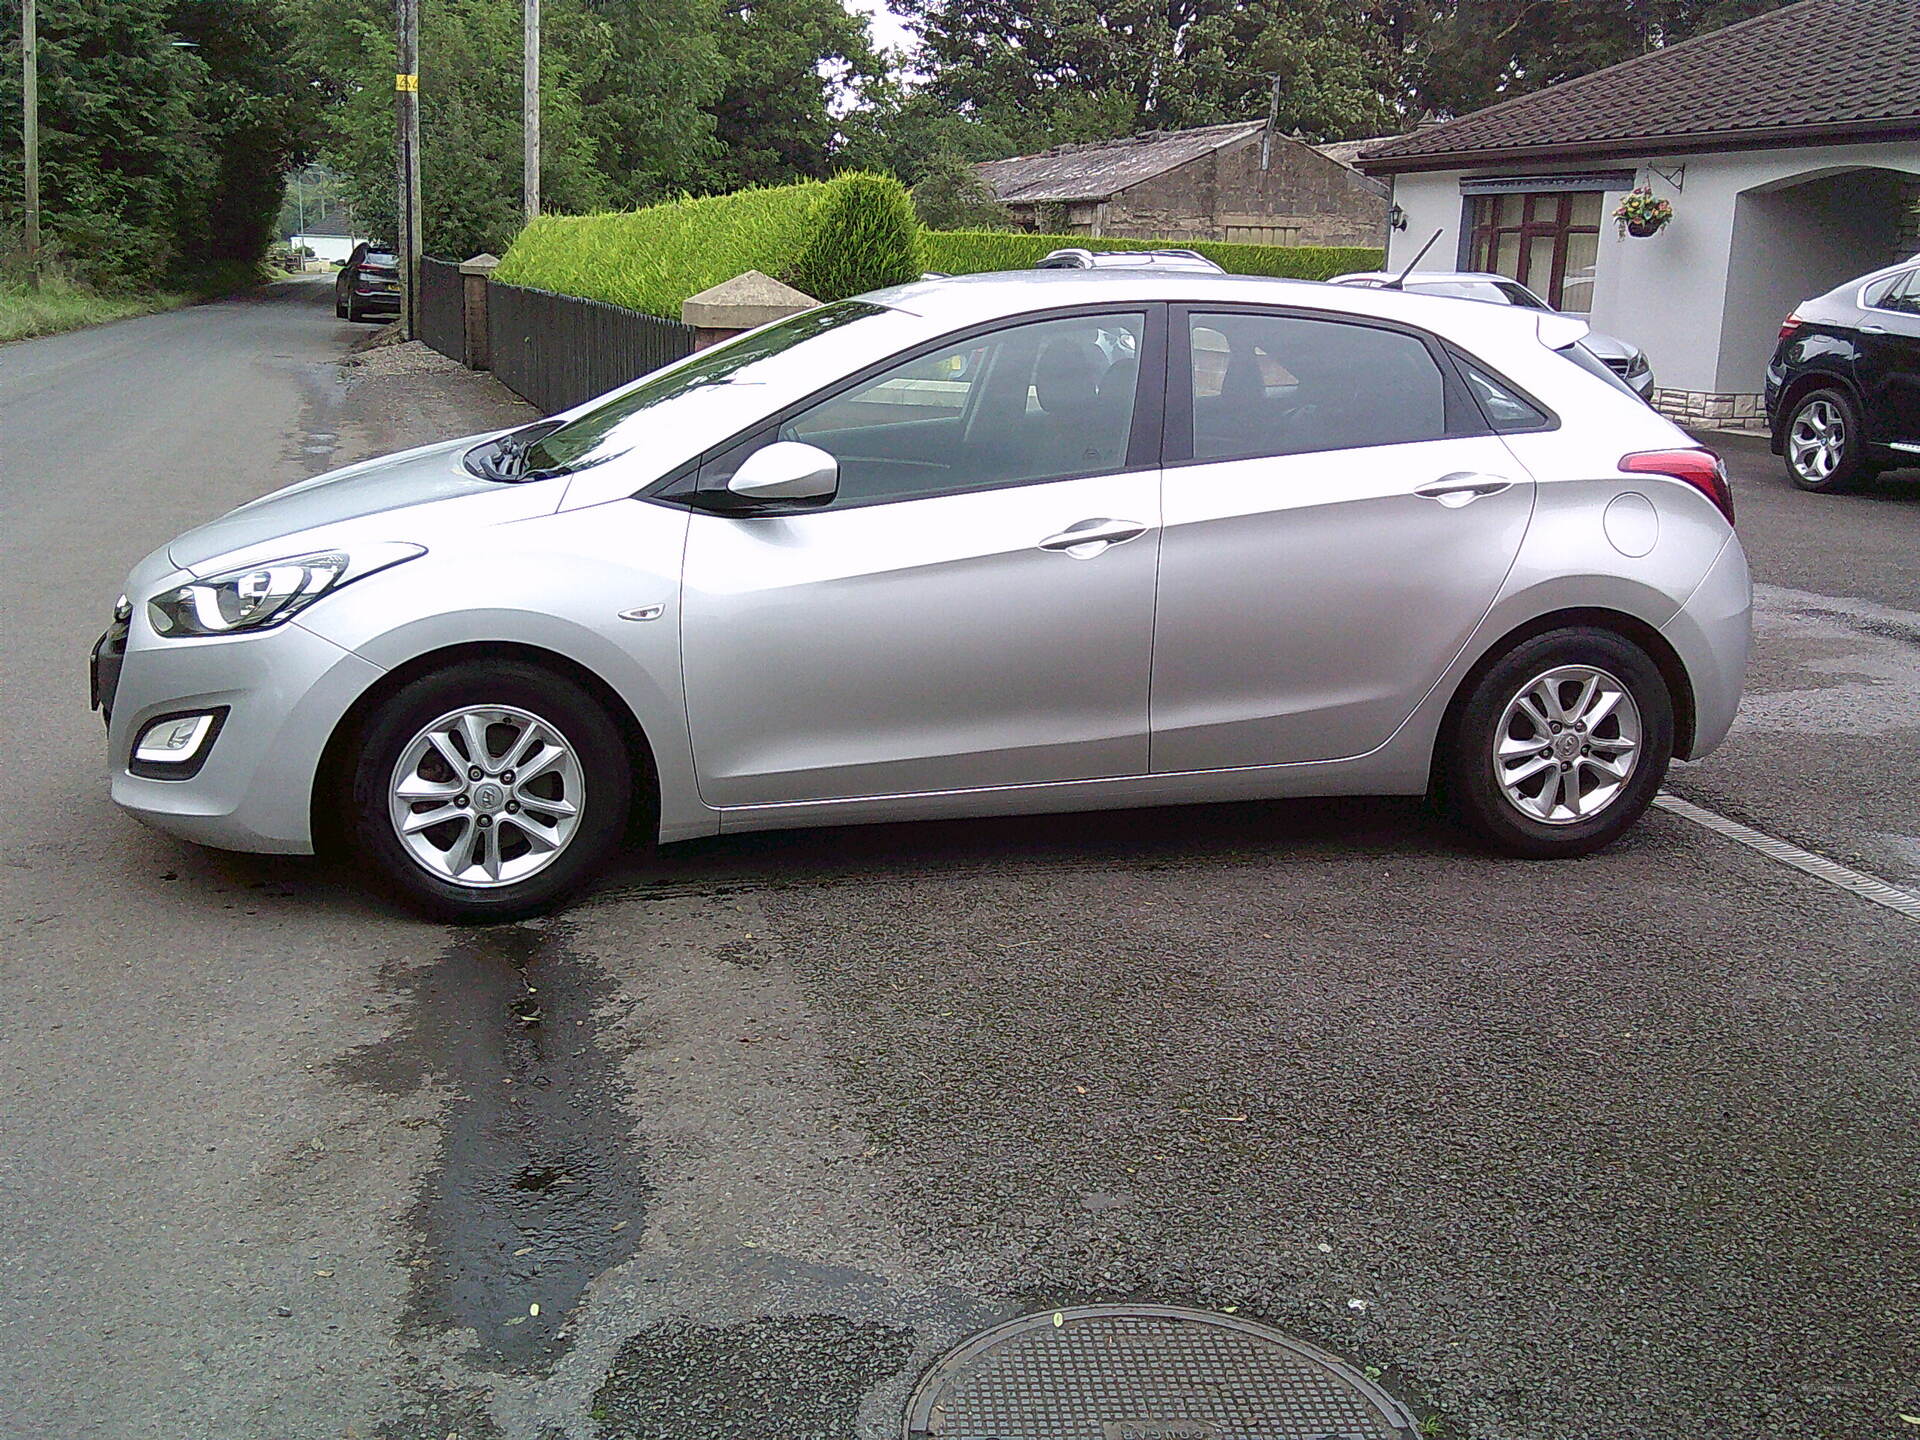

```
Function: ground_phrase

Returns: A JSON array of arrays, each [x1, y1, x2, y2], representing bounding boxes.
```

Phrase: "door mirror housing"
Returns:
[[723, 441, 839, 508]]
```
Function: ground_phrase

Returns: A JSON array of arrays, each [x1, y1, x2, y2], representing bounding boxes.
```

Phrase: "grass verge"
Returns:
[[0, 277, 193, 344]]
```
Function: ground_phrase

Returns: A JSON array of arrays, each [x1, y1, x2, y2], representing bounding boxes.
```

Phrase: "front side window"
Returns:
[[764, 311, 1146, 506], [520, 301, 890, 476], [1187, 312, 1448, 461], [1468, 191, 1602, 313]]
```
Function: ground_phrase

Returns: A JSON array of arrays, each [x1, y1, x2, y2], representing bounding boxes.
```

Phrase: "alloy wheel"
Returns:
[[1787, 398, 1846, 484], [386, 705, 585, 888], [1492, 665, 1642, 825]]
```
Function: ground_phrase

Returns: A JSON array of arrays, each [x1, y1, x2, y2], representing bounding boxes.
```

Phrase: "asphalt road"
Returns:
[[1, 279, 1915, 1440]]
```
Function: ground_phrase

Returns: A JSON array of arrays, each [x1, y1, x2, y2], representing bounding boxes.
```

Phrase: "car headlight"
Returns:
[[148, 543, 424, 637], [1626, 351, 1651, 376]]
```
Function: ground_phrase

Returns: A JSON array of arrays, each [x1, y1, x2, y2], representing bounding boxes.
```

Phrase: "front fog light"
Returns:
[[132, 709, 227, 777]]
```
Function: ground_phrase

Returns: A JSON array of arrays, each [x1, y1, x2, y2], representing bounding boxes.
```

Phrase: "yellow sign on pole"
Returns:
[[395, 72, 418, 92]]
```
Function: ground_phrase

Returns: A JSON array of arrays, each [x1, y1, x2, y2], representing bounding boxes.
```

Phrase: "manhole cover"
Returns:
[[905, 1304, 1417, 1440]]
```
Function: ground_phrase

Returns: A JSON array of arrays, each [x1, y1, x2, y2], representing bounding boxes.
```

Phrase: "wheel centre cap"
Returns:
[[1553, 733, 1581, 760], [472, 781, 506, 814]]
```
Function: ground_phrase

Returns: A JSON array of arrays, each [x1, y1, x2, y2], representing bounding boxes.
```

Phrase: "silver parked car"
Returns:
[[95, 271, 1749, 919], [1330, 270, 1656, 399]]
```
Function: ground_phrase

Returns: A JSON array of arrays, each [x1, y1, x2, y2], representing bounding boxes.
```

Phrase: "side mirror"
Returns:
[[724, 441, 839, 506]]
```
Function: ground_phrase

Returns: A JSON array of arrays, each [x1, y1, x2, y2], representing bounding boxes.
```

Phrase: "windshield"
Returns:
[[501, 300, 890, 478], [1408, 278, 1549, 309]]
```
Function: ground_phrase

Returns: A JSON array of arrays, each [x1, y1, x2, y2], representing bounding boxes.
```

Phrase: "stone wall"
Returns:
[[1084, 135, 1388, 246], [1653, 387, 1768, 433]]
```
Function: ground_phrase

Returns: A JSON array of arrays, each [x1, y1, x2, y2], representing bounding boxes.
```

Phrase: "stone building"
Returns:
[[975, 121, 1397, 247]]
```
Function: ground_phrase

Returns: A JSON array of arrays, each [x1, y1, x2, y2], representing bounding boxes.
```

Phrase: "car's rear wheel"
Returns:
[[1784, 387, 1874, 492], [1441, 628, 1673, 859], [344, 292, 363, 323], [347, 662, 631, 921], [334, 290, 347, 318]]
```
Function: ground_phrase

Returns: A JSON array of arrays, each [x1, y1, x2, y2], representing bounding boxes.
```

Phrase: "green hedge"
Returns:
[[493, 174, 921, 318], [495, 180, 1385, 318], [923, 230, 1383, 282]]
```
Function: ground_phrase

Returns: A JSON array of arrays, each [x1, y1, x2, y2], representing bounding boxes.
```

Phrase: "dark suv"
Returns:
[[334, 243, 402, 324], [1767, 261, 1920, 491]]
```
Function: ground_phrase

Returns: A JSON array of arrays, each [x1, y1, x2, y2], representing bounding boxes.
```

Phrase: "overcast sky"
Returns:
[[844, 0, 914, 54]]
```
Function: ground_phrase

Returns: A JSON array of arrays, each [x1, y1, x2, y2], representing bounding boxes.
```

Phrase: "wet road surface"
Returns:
[[2, 287, 1916, 1439]]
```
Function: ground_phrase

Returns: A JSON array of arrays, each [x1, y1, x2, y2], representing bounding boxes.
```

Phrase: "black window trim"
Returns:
[[641, 302, 1170, 514], [1443, 341, 1562, 435], [1163, 302, 1495, 469]]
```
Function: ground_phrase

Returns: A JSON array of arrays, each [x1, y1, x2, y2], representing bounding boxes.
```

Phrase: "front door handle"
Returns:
[[1415, 472, 1514, 507], [1038, 517, 1148, 557], [1859, 323, 1888, 335]]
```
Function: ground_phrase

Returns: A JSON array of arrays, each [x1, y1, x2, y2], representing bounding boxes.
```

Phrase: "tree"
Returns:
[[701, 0, 888, 190], [298, 0, 609, 258], [574, 0, 724, 206], [892, 0, 1399, 150], [0, 0, 209, 285], [1399, 0, 1804, 118], [909, 151, 1012, 230]]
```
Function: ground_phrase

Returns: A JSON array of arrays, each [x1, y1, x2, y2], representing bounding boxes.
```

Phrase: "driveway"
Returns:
[[1, 288, 1914, 1440]]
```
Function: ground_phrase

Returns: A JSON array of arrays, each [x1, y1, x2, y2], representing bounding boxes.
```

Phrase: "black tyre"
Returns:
[[1440, 627, 1673, 859], [1783, 387, 1875, 492], [347, 661, 632, 921], [344, 293, 363, 323], [334, 290, 347, 318]]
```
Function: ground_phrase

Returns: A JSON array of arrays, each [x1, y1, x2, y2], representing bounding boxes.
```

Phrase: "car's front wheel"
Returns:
[[347, 661, 632, 921], [1441, 628, 1673, 859], [1784, 387, 1875, 492]]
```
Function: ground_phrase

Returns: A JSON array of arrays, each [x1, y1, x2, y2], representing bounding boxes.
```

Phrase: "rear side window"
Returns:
[[1876, 270, 1920, 316], [1455, 356, 1551, 431], [1187, 312, 1448, 461]]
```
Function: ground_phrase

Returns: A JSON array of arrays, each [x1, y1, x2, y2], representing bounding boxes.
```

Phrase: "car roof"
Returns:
[[865, 267, 1587, 349], [1331, 270, 1521, 286]]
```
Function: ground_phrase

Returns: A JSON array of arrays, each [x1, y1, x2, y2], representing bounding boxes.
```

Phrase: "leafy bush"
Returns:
[[910, 154, 1014, 231], [789, 174, 924, 301], [924, 231, 1384, 282], [495, 174, 921, 317]]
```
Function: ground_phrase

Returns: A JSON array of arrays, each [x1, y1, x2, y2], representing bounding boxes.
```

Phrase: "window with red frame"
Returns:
[[1467, 191, 1602, 314]]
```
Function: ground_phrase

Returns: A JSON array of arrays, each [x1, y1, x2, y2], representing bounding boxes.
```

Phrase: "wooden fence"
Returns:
[[417, 257, 465, 365], [487, 282, 697, 414]]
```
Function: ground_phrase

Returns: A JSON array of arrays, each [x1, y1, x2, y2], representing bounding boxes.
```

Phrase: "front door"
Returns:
[[1151, 307, 1535, 772], [681, 307, 1163, 808]]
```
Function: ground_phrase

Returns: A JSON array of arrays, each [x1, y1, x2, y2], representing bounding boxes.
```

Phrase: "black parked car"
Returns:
[[1767, 260, 1920, 491], [334, 242, 401, 324]]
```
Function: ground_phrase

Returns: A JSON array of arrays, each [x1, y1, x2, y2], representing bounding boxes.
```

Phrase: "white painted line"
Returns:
[[1654, 793, 1920, 924]]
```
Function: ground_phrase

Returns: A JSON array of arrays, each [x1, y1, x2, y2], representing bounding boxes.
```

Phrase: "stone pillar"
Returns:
[[681, 269, 817, 351], [460, 253, 500, 370]]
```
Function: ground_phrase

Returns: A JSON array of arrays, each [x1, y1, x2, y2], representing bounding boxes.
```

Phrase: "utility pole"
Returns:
[[21, 0, 39, 284], [523, 0, 540, 223], [395, 0, 422, 338]]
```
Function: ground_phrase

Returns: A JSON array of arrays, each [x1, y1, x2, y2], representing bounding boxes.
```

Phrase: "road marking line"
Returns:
[[1655, 793, 1920, 924]]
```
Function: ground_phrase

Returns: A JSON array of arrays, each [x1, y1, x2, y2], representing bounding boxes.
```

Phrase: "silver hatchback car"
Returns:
[[96, 271, 1750, 919]]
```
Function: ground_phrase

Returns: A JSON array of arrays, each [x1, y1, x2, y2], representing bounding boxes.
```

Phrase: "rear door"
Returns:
[[680, 306, 1166, 808], [1150, 306, 1535, 772], [1858, 268, 1920, 449]]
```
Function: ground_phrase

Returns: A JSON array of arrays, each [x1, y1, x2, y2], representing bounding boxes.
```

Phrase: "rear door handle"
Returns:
[[1859, 323, 1888, 335], [1038, 517, 1148, 557], [1415, 472, 1514, 507]]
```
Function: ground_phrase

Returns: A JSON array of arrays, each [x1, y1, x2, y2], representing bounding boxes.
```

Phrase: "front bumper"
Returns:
[[97, 612, 384, 855]]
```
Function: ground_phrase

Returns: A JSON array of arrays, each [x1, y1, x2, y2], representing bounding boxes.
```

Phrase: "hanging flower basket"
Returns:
[[1615, 186, 1673, 238]]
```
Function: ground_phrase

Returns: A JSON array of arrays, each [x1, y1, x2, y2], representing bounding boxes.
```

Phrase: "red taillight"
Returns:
[[1778, 314, 1803, 341], [1620, 448, 1734, 526]]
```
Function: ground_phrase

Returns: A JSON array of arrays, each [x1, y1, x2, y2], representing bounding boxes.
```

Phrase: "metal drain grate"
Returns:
[[905, 1304, 1418, 1440]]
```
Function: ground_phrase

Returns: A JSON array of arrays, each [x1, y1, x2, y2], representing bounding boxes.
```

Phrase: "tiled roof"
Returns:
[[1312, 136, 1407, 171], [977, 122, 1267, 203], [1360, 0, 1920, 172]]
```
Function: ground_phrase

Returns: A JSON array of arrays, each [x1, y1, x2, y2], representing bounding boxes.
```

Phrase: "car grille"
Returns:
[[91, 614, 129, 726], [1602, 356, 1634, 377]]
